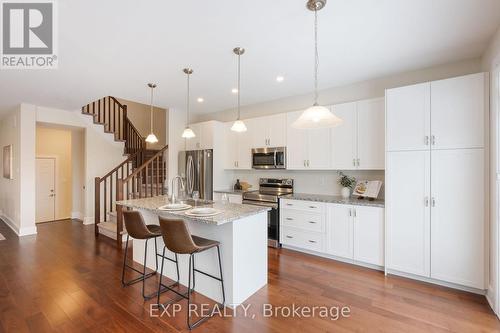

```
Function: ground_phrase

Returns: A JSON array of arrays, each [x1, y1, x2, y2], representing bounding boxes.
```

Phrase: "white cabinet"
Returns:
[[430, 149, 484, 288], [249, 114, 287, 148], [185, 121, 215, 150], [386, 151, 431, 277], [286, 111, 331, 170], [327, 204, 353, 259], [331, 98, 385, 170], [224, 123, 251, 170], [327, 204, 384, 266], [386, 82, 431, 152], [213, 192, 243, 204], [431, 73, 485, 150]]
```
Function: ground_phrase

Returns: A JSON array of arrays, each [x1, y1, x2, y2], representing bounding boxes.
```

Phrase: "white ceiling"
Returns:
[[0, 0, 499, 116]]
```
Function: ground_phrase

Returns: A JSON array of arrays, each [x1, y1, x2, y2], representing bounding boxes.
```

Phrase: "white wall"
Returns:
[[0, 104, 37, 236], [482, 25, 500, 315], [71, 129, 85, 220], [167, 108, 186, 194]]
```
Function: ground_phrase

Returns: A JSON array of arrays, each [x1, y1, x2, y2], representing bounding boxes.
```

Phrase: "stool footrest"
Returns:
[[193, 268, 222, 282]]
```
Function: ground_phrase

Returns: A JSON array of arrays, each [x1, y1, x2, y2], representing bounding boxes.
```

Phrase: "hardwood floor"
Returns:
[[0, 219, 499, 333]]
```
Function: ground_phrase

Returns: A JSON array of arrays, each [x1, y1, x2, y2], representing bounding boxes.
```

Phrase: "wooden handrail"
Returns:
[[124, 145, 168, 182], [98, 149, 144, 182]]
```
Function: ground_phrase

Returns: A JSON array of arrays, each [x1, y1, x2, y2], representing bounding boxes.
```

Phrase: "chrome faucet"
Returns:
[[170, 175, 185, 203]]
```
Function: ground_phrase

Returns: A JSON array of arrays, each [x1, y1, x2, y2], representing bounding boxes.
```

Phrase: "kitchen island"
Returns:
[[116, 196, 269, 306]]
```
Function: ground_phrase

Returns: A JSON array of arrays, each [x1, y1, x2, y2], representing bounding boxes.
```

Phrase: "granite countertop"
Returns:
[[213, 189, 249, 195], [116, 195, 270, 225], [281, 193, 385, 208]]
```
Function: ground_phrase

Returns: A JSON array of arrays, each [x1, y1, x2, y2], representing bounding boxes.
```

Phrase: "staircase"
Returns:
[[81, 97, 168, 248]]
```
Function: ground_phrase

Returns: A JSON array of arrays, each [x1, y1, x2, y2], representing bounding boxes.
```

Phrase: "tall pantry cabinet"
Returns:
[[385, 73, 487, 289]]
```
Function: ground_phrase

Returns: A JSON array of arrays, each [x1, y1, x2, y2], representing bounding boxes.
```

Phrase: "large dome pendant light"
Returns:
[[181, 68, 196, 139], [231, 47, 247, 132], [145, 83, 159, 143], [292, 0, 342, 129]]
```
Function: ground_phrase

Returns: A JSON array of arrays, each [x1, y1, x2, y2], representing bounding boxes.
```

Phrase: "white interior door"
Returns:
[[430, 148, 485, 288], [36, 158, 56, 223], [431, 73, 485, 150], [331, 102, 357, 169], [386, 150, 431, 277], [357, 98, 385, 169], [386, 82, 431, 151]]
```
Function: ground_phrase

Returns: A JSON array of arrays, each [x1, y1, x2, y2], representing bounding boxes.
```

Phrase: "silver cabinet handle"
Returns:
[[425, 136, 429, 146], [431, 135, 436, 145], [353, 159, 356, 167], [308, 221, 317, 224], [309, 206, 317, 209], [431, 197, 436, 207], [353, 209, 357, 218], [303, 160, 307, 167], [286, 203, 293, 206], [424, 197, 429, 207], [349, 209, 352, 217], [286, 217, 294, 221], [308, 240, 317, 243], [286, 235, 293, 239], [356, 158, 360, 167], [307, 160, 310, 167]]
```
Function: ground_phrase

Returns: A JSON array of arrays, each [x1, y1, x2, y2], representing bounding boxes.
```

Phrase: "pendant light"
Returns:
[[292, 0, 342, 129], [181, 68, 196, 139], [145, 83, 159, 143], [231, 47, 247, 132]]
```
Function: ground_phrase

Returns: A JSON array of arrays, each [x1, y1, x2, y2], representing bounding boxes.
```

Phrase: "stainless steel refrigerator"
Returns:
[[178, 149, 213, 200]]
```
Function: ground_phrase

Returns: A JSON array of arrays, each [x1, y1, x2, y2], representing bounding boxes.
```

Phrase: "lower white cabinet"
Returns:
[[280, 199, 384, 268]]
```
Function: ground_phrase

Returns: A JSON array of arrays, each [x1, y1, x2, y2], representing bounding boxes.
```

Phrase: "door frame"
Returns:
[[36, 156, 58, 223]]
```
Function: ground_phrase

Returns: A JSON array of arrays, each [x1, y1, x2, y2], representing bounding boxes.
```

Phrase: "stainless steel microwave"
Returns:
[[251, 147, 286, 169]]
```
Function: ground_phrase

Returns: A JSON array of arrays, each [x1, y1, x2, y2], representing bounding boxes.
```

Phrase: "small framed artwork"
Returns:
[[3, 145, 13, 180]]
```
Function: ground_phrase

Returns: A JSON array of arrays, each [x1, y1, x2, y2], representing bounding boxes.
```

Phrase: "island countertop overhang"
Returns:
[[116, 195, 270, 226]]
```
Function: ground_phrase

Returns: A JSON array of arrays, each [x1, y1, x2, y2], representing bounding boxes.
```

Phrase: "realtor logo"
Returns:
[[1, 0, 57, 69]]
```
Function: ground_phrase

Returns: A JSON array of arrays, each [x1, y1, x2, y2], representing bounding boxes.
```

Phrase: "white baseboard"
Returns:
[[83, 217, 94, 225], [486, 285, 498, 318], [0, 213, 37, 236], [71, 211, 83, 220]]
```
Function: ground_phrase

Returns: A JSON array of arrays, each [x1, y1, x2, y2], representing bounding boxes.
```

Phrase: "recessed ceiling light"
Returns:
[[197, 97, 204, 103], [231, 88, 238, 94], [276, 76, 284, 82]]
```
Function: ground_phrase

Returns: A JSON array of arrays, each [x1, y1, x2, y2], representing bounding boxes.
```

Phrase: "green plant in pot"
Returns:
[[337, 171, 356, 199]]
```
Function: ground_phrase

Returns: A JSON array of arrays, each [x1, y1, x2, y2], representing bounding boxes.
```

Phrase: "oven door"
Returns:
[[242, 200, 280, 248], [252, 147, 286, 169]]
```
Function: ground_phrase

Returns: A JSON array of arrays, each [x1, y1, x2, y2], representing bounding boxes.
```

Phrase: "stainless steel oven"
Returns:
[[251, 147, 286, 169]]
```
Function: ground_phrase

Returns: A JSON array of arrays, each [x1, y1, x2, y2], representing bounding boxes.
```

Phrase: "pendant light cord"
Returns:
[[314, 8, 319, 106], [186, 72, 190, 126], [150, 86, 154, 132], [237, 53, 241, 120]]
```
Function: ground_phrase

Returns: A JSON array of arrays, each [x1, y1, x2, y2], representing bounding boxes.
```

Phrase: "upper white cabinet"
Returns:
[[249, 114, 287, 148], [286, 111, 331, 170], [331, 98, 385, 170], [224, 123, 252, 170], [386, 82, 431, 152], [185, 121, 215, 150], [431, 73, 486, 150], [386, 73, 487, 152]]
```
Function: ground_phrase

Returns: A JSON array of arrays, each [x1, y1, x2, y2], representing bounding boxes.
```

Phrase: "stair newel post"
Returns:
[[94, 177, 101, 237], [116, 179, 124, 249], [123, 105, 128, 152]]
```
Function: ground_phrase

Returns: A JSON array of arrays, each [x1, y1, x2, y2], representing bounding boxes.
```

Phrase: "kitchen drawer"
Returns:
[[281, 227, 324, 252], [280, 199, 325, 213], [281, 209, 324, 233]]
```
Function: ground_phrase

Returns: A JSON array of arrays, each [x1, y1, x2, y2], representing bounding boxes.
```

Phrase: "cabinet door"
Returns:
[[185, 123, 201, 150], [357, 98, 385, 170], [248, 117, 267, 149], [386, 151, 431, 277], [331, 102, 357, 169], [386, 83, 431, 151], [430, 149, 484, 288], [286, 111, 308, 169], [236, 129, 252, 170], [307, 127, 331, 169], [267, 113, 287, 147], [224, 123, 238, 169], [353, 206, 384, 266], [327, 204, 353, 259], [431, 73, 485, 150]]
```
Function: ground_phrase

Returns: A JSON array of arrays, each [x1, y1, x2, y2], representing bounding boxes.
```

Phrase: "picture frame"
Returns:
[[3, 145, 13, 180]]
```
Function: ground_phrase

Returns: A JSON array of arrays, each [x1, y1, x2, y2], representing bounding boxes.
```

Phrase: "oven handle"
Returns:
[[242, 200, 278, 209]]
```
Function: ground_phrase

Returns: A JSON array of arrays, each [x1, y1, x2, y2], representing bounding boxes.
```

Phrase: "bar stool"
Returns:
[[121, 211, 180, 300], [157, 217, 225, 330]]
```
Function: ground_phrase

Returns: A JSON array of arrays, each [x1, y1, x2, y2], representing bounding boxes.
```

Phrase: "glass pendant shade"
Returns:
[[231, 120, 247, 132], [146, 133, 159, 143], [181, 127, 196, 138], [292, 104, 343, 129]]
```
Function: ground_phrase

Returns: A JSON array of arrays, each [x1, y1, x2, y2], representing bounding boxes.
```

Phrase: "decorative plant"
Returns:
[[337, 171, 356, 189]]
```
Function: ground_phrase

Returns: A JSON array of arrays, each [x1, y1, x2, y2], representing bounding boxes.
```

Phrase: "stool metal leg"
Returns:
[[216, 245, 226, 306], [157, 247, 190, 306], [121, 234, 130, 286]]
